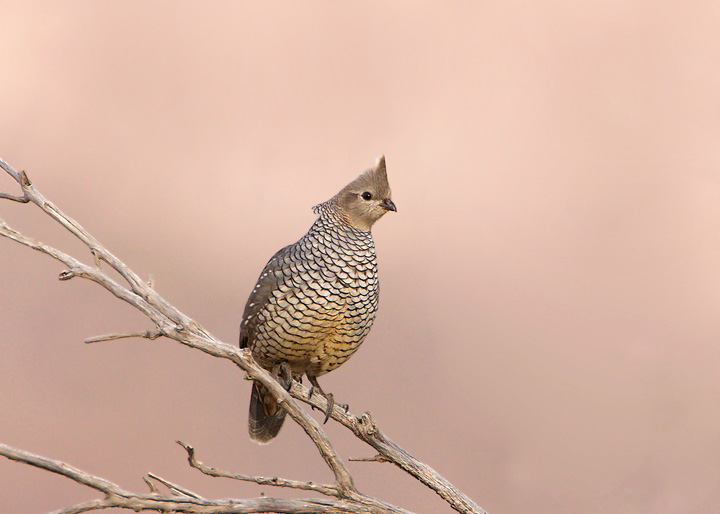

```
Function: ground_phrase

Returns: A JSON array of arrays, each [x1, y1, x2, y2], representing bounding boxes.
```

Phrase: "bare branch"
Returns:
[[85, 329, 163, 344], [1, 161, 357, 494], [290, 384, 487, 514], [0, 443, 126, 496], [178, 440, 340, 497], [0, 159, 178, 323], [0, 157, 29, 186], [0, 217, 162, 324]]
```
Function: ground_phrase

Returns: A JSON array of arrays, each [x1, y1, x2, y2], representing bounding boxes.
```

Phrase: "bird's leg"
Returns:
[[307, 375, 348, 423], [307, 376, 333, 423], [272, 361, 294, 392], [307, 376, 318, 399]]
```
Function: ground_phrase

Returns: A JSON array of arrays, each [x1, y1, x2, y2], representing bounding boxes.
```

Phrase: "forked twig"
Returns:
[[0, 442, 379, 514], [178, 440, 341, 497], [0, 157, 357, 497]]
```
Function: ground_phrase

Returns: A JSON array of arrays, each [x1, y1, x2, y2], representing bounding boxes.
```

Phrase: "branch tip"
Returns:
[[177, 440, 196, 464], [143, 475, 159, 494], [58, 270, 76, 281]]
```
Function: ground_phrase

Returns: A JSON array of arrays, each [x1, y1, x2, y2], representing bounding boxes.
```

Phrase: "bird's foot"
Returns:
[[307, 375, 348, 423], [272, 362, 294, 392]]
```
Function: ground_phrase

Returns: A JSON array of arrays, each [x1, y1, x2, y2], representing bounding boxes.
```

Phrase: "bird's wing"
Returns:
[[239, 244, 295, 349]]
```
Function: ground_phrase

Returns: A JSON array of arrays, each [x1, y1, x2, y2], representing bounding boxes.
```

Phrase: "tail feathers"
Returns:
[[249, 381, 286, 443]]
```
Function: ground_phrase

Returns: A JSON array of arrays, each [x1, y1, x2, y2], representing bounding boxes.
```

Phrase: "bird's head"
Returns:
[[334, 155, 396, 232]]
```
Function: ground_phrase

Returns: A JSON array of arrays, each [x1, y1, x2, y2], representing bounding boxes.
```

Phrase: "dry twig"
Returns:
[[178, 440, 341, 497], [0, 157, 485, 514], [0, 442, 382, 514]]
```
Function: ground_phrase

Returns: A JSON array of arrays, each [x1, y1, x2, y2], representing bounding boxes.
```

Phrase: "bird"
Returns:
[[239, 156, 396, 443]]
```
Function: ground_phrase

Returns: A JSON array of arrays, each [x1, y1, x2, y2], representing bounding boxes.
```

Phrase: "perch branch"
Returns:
[[0, 158, 484, 514], [289, 382, 487, 514]]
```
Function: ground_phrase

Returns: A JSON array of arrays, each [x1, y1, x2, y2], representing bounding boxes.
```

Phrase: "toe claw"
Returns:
[[323, 393, 335, 424]]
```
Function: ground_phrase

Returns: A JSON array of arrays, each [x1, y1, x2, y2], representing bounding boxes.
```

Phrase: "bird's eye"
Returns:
[[361, 192, 372, 200]]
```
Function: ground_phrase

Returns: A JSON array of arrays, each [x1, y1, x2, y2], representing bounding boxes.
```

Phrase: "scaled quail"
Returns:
[[240, 156, 396, 443]]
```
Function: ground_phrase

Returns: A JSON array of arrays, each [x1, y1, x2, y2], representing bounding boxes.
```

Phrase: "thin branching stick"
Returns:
[[177, 440, 341, 497], [0, 157, 485, 514], [0, 442, 385, 514], [0, 157, 356, 495]]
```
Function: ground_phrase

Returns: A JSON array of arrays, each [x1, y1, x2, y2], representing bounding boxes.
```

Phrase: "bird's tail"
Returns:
[[248, 381, 286, 443]]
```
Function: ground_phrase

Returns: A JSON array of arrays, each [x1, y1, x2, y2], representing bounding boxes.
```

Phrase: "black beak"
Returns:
[[380, 199, 397, 212]]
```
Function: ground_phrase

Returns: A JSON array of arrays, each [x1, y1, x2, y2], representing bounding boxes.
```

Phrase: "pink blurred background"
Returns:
[[2, 2, 720, 513]]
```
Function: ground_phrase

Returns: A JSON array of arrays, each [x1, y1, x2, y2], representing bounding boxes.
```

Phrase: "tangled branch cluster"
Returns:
[[0, 158, 485, 514]]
